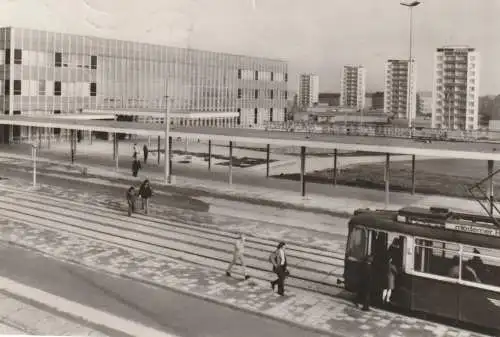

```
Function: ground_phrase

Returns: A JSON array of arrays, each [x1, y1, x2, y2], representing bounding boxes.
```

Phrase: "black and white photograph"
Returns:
[[0, 0, 497, 336]]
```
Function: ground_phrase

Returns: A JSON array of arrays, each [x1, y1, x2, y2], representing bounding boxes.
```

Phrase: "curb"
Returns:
[[3, 239, 354, 337]]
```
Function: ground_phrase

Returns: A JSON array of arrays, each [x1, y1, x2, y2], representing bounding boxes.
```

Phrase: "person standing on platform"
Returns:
[[138, 179, 153, 215], [143, 144, 149, 164], [270, 241, 288, 296], [133, 143, 138, 159], [126, 186, 137, 217], [226, 233, 250, 280], [355, 255, 374, 311], [132, 159, 141, 177]]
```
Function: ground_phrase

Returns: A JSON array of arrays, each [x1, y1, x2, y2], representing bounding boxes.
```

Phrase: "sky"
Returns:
[[1, 0, 499, 95]]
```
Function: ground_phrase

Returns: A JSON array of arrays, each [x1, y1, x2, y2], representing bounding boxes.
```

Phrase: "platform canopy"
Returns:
[[2, 115, 500, 161]]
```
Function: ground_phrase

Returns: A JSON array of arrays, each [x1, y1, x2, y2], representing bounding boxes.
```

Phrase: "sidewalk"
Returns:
[[0, 178, 487, 337], [0, 143, 489, 218]]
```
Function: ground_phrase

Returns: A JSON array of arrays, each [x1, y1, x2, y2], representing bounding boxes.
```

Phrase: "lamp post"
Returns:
[[164, 94, 171, 185], [31, 142, 37, 188], [401, 1, 421, 135]]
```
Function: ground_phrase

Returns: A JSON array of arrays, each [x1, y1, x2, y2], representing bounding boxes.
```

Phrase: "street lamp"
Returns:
[[31, 142, 37, 188], [401, 0, 421, 135]]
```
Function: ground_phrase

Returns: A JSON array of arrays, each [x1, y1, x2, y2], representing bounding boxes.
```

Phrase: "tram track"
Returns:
[[0, 185, 346, 297]]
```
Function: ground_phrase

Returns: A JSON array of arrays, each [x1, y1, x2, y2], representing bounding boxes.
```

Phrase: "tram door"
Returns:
[[344, 226, 369, 292]]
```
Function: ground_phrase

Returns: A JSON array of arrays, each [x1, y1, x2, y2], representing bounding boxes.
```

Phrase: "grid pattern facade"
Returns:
[[0, 27, 288, 141], [432, 47, 479, 130], [298, 74, 319, 108], [340, 65, 365, 110], [383, 59, 417, 120]]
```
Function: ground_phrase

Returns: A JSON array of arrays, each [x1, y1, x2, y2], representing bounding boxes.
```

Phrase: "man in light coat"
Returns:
[[226, 233, 250, 280]]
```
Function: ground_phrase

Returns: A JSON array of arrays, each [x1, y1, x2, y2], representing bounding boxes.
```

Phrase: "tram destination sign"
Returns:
[[445, 222, 500, 238], [399, 215, 500, 238]]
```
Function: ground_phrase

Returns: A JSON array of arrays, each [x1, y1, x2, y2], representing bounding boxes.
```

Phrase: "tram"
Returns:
[[341, 206, 500, 331]]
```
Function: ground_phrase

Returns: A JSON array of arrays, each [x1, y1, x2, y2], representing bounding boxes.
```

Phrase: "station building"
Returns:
[[0, 27, 289, 143]]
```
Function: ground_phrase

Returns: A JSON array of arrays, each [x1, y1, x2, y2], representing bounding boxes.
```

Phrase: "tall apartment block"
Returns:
[[340, 65, 366, 110], [383, 59, 417, 121], [0, 27, 288, 143], [298, 74, 319, 108], [432, 46, 479, 130]]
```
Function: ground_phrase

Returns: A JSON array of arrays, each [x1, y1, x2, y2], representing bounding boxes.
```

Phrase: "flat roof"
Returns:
[[1, 116, 500, 161]]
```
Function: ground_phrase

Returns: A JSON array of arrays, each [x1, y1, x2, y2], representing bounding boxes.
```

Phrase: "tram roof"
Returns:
[[349, 207, 500, 250]]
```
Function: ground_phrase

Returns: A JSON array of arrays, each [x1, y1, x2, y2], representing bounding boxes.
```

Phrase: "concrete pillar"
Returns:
[[266, 144, 270, 178], [384, 153, 390, 209], [300, 146, 306, 197], [115, 133, 119, 171], [208, 140, 212, 171], [411, 155, 416, 195], [229, 140, 233, 185], [488, 160, 494, 215], [157, 136, 161, 165], [169, 136, 173, 177], [333, 149, 338, 185]]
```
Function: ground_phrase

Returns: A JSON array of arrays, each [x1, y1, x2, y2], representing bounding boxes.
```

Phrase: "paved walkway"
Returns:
[[0, 178, 489, 337], [0, 288, 111, 336], [0, 143, 488, 217]]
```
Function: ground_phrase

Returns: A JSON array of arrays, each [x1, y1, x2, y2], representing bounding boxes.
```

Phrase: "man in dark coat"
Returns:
[[132, 159, 141, 177], [126, 186, 136, 216], [143, 144, 149, 164], [138, 179, 153, 214], [355, 255, 374, 311]]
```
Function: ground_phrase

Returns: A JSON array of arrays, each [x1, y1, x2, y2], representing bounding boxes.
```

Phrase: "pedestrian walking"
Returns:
[[126, 186, 137, 216], [225, 233, 249, 280], [132, 159, 141, 177], [355, 255, 374, 311], [269, 241, 288, 296], [138, 179, 153, 214], [143, 144, 149, 164]]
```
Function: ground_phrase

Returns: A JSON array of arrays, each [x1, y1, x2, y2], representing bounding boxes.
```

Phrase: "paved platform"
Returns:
[[0, 144, 489, 218], [0, 179, 489, 337]]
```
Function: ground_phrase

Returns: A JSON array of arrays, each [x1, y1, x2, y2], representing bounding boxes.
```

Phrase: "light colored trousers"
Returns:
[[226, 251, 247, 275]]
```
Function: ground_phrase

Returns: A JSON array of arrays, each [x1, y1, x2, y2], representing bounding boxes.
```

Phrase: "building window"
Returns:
[[237, 108, 241, 125], [271, 72, 274, 81], [13, 49, 22, 65], [237, 69, 242, 79], [13, 80, 21, 95], [254, 108, 258, 124], [13, 110, 20, 115], [90, 82, 97, 96], [255, 71, 259, 80], [91, 55, 97, 70], [254, 89, 259, 99], [3, 80, 9, 95], [284, 107, 288, 120], [285, 73, 288, 82], [4, 49, 10, 64], [55, 52, 62, 67], [270, 108, 273, 122], [270, 89, 274, 99], [54, 81, 61, 96], [38, 80, 46, 96], [284, 91, 288, 99], [54, 110, 61, 135], [237, 88, 242, 99]]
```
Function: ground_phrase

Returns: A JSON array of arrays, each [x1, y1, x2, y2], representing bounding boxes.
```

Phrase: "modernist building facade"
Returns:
[[340, 65, 366, 110], [431, 46, 479, 130], [0, 27, 288, 143], [298, 73, 319, 108], [383, 59, 417, 120]]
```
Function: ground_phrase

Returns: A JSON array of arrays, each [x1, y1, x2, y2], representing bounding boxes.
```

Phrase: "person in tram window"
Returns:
[[468, 248, 486, 278], [448, 255, 481, 283], [448, 256, 461, 278], [355, 255, 374, 311]]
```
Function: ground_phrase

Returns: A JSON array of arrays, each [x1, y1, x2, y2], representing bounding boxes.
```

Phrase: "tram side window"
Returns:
[[462, 246, 500, 288], [413, 238, 460, 278], [347, 227, 366, 260]]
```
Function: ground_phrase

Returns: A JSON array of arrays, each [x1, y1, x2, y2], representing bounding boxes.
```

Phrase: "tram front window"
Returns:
[[347, 227, 367, 260]]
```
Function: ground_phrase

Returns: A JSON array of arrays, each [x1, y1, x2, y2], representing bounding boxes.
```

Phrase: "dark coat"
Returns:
[[132, 160, 141, 172], [139, 182, 152, 198]]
